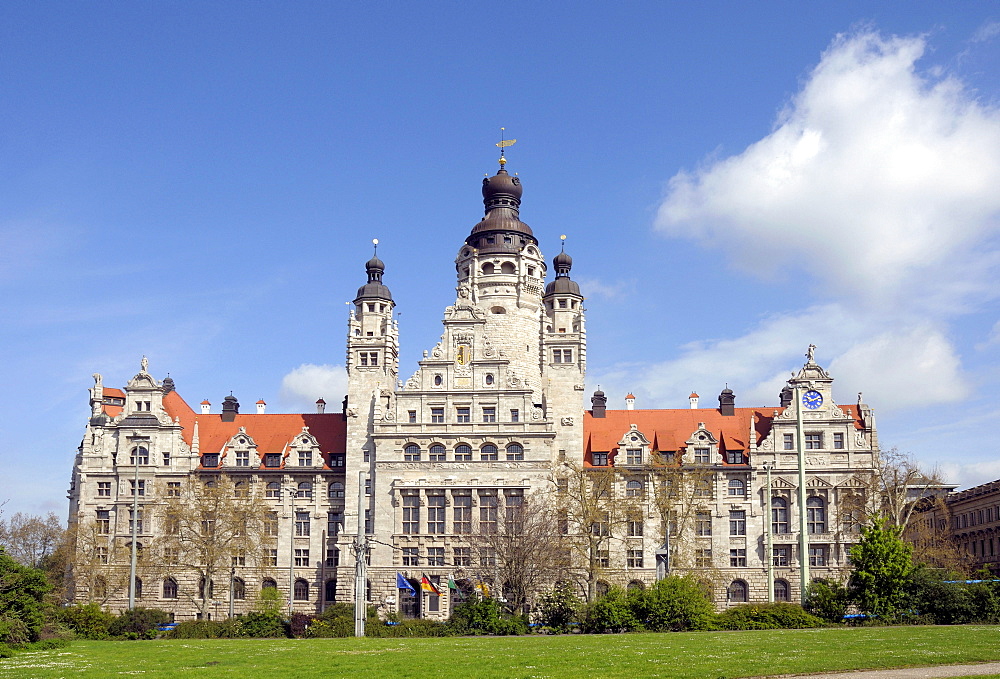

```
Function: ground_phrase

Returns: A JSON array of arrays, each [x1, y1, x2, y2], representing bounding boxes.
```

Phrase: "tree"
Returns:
[[0, 547, 52, 643], [158, 475, 275, 619], [0, 512, 65, 569], [648, 457, 718, 570], [467, 489, 567, 615], [849, 518, 914, 620], [846, 447, 946, 530], [66, 517, 135, 605]]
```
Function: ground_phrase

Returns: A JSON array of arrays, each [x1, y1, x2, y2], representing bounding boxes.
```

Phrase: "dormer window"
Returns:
[[201, 453, 219, 468], [694, 447, 710, 463], [592, 452, 609, 466], [503, 235, 512, 244], [625, 448, 642, 465], [264, 454, 282, 468]]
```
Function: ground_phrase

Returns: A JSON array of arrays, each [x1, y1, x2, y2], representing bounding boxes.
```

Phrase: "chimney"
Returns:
[[779, 385, 792, 408], [719, 387, 735, 416], [221, 394, 239, 422], [162, 375, 175, 394], [256, 399, 266, 414], [591, 389, 607, 418], [200, 400, 211, 415], [316, 398, 326, 414], [625, 393, 635, 410], [689, 392, 699, 409]]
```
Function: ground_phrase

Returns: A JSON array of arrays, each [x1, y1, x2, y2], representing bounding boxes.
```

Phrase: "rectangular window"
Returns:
[[431, 408, 444, 423], [235, 450, 249, 467], [482, 407, 496, 422], [365, 509, 373, 534], [231, 550, 246, 567], [480, 548, 497, 567], [453, 492, 471, 534], [266, 549, 278, 567], [326, 547, 339, 568], [479, 491, 498, 533], [130, 480, 146, 496], [164, 547, 179, 565], [294, 548, 309, 567], [365, 478, 371, 495], [456, 407, 470, 423], [131, 448, 149, 465], [129, 509, 143, 534], [627, 516, 644, 537], [298, 451, 312, 466], [773, 546, 789, 567], [694, 447, 710, 463], [730, 510, 746, 536], [427, 492, 445, 533], [265, 512, 278, 536], [96, 510, 110, 534], [591, 512, 610, 537], [833, 433, 845, 449], [330, 453, 345, 468], [694, 479, 713, 497], [726, 450, 744, 464], [295, 512, 310, 537], [97, 481, 111, 497], [327, 511, 342, 536], [805, 433, 822, 450], [162, 451, 171, 466], [552, 349, 573, 363], [264, 453, 282, 468], [428, 547, 445, 566], [730, 548, 747, 567], [97, 546, 108, 565], [783, 433, 794, 450], [597, 549, 610, 567], [453, 547, 471, 567], [510, 409, 519, 422], [428, 447, 446, 462], [592, 452, 609, 466], [359, 351, 378, 366], [695, 548, 712, 567], [696, 511, 713, 536], [809, 545, 828, 567], [627, 549, 643, 568], [201, 453, 219, 467], [402, 547, 419, 567], [408, 410, 417, 423], [626, 448, 642, 465], [402, 493, 420, 534]]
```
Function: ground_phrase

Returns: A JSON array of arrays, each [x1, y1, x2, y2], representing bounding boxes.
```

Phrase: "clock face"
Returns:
[[802, 390, 823, 410]]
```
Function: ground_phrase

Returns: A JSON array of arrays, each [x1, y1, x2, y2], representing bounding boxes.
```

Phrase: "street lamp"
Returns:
[[761, 462, 774, 603]]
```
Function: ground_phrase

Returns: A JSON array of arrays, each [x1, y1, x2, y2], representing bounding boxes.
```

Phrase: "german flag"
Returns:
[[420, 574, 440, 595]]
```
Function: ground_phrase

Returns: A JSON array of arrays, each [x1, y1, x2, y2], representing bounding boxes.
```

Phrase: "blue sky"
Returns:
[[3, 2, 999, 518]]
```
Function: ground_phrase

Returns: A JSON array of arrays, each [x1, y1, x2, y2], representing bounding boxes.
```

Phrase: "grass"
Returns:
[[1, 626, 999, 678]]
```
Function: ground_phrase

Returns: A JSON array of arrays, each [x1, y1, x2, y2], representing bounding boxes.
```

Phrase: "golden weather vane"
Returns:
[[496, 127, 516, 167]]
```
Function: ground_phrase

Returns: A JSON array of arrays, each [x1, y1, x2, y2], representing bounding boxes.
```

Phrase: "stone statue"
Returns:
[[140, 355, 149, 373], [806, 344, 816, 363]]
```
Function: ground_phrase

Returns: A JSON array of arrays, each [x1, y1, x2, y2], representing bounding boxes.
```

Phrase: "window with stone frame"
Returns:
[[693, 447, 711, 463], [327, 511, 342, 536], [431, 407, 444, 423], [328, 482, 345, 499], [807, 496, 827, 533], [453, 547, 471, 567], [163, 578, 178, 599], [809, 545, 828, 567], [482, 407, 496, 422], [96, 510, 110, 534], [591, 512, 611, 537], [404, 444, 421, 461], [774, 579, 791, 602], [294, 579, 309, 600], [402, 547, 419, 566], [264, 512, 278, 536], [625, 479, 643, 497], [833, 432, 845, 449], [695, 511, 712, 536], [298, 450, 312, 466], [295, 511, 310, 537], [481, 444, 498, 461], [772, 497, 789, 533], [729, 510, 746, 536], [402, 492, 420, 534], [479, 491, 498, 533], [428, 547, 445, 566], [694, 479, 713, 497], [454, 444, 472, 461], [129, 508, 144, 533], [627, 512, 644, 537], [429, 444, 446, 462], [626, 549, 643, 568], [130, 479, 146, 496], [453, 491, 472, 534], [297, 482, 312, 498], [510, 409, 519, 422], [131, 446, 149, 465], [730, 548, 747, 567], [359, 351, 378, 366], [326, 547, 339, 568], [97, 481, 112, 497], [265, 481, 280, 498], [783, 433, 794, 450], [553, 349, 573, 363], [625, 448, 642, 465], [164, 547, 179, 564], [408, 410, 417, 423], [266, 549, 278, 567], [695, 548, 712, 567], [162, 451, 170, 466], [235, 450, 250, 467], [728, 479, 745, 496], [456, 407, 471, 423], [728, 580, 748, 602], [597, 549, 610, 568], [805, 433, 823, 450], [773, 546, 790, 567], [506, 443, 524, 461], [427, 491, 446, 533]]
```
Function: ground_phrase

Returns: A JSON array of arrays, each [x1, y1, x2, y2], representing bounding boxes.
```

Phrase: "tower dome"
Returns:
[[544, 244, 581, 296], [354, 249, 393, 303], [467, 168, 536, 248]]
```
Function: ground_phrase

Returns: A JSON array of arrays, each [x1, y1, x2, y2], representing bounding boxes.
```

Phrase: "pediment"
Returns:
[[618, 424, 650, 448]]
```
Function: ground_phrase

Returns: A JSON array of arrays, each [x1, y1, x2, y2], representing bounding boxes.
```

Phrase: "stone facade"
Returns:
[[67, 159, 880, 620]]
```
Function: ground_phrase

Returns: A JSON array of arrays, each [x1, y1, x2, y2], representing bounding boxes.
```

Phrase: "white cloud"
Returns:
[[656, 30, 1000, 313], [279, 363, 347, 412], [971, 21, 1000, 44]]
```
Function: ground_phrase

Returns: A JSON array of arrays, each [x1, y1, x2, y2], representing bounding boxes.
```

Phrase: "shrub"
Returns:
[[805, 578, 850, 623], [640, 576, 714, 632], [57, 603, 115, 640], [535, 583, 581, 633], [581, 587, 639, 633], [240, 611, 288, 638], [449, 597, 528, 635], [0, 548, 51, 642], [108, 607, 172, 640], [714, 603, 826, 630], [0, 616, 32, 645], [288, 612, 312, 638], [371, 618, 451, 637], [168, 620, 227, 639]]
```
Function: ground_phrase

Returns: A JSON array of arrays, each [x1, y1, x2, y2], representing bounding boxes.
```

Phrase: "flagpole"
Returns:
[[354, 471, 368, 637]]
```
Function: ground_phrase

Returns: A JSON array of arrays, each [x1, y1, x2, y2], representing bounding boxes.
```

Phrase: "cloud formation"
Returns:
[[279, 363, 347, 412]]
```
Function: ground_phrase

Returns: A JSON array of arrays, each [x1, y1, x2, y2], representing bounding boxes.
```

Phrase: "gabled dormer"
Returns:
[[683, 423, 718, 465], [615, 424, 651, 467]]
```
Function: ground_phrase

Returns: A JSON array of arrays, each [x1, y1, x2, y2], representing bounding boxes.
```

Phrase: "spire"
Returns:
[[354, 239, 393, 304], [545, 235, 581, 297], [468, 131, 535, 246]]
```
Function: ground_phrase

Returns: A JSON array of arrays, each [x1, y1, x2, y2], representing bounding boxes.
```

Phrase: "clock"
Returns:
[[802, 390, 823, 410]]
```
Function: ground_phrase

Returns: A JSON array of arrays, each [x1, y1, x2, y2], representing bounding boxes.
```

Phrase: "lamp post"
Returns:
[[288, 487, 297, 617], [795, 385, 810, 605], [229, 567, 235, 619], [128, 447, 140, 610], [354, 470, 369, 637], [762, 462, 774, 603]]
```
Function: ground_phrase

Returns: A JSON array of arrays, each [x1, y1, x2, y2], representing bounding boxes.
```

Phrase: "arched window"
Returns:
[[133, 577, 143, 599], [455, 444, 472, 461], [774, 579, 790, 602], [728, 580, 748, 603], [485, 373, 494, 385], [328, 482, 345, 499], [429, 444, 446, 461], [596, 581, 610, 598], [297, 482, 312, 498], [772, 497, 789, 534], [131, 446, 149, 465], [93, 576, 107, 599], [325, 579, 337, 603], [627, 580, 645, 591], [233, 577, 246, 600], [506, 443, 524, 461], [265, 482, 280, 498], [162, 578, 178, 599], [404, 444, 421, 461], [500, 261, 516, 274], [807, 496, 827, 534], [481, 444, 498, 461], [481, 262, 495, 275], [234, 481, 247, 497], [626, 479, 643, 497], [728, 479, 745, 496], [433, 375, 442, 386], [294, 579, 309, 601], [262, 578, 277, 590]]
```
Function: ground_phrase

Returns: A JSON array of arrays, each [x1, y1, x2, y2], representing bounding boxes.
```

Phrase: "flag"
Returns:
[[448, 575, 465, 600], [420, 574, 441, 595], [475, 580, 490, 597], [396, 572, 416, 596]]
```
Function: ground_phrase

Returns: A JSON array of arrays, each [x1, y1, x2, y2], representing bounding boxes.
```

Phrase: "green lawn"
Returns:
[[2, 626, 999, 678]]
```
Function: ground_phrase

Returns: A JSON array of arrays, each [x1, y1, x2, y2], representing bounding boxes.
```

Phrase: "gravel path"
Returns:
[[763, 663, 1000, 679]]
